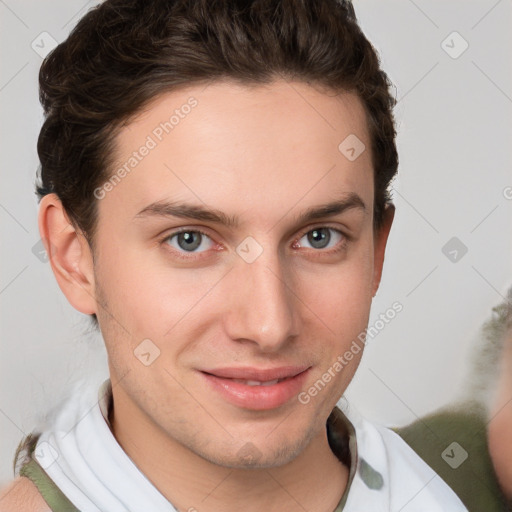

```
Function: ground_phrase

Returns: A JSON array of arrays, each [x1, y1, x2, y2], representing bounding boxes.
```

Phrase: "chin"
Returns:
[[197, 433, 311, 470]]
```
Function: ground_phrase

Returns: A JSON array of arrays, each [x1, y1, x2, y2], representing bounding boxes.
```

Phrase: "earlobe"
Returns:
[[38, 194, 97, 315], [371, 203, 395, 297]]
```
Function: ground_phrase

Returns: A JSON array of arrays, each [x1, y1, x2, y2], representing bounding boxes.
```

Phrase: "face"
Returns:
[[488, 331, 512, 501], [67, 79, 393, 468]]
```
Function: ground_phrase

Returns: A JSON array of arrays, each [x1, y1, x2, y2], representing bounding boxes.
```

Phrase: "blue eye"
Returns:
[[165, 230, 214, 253], [297, 228, 344, 250]]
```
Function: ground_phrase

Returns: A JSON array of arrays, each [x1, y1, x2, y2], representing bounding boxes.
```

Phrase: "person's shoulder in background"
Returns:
[[394, 401, 508, 512], [0, 476, 52, 512]]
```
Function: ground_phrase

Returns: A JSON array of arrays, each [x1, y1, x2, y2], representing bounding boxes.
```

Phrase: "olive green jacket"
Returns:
[[394, 403, 509, 511]]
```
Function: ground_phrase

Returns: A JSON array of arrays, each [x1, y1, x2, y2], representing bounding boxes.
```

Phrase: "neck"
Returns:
[[108, 388, 349, 512]]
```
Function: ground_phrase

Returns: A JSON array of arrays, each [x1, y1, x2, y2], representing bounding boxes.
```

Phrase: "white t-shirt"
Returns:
[[26, 378, 468, 512]]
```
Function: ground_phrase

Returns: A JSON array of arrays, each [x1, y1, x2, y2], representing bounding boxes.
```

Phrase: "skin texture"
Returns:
[[488, 332, 512, 503], [0, 477, 52, 512], [35, 79, 394, 512]]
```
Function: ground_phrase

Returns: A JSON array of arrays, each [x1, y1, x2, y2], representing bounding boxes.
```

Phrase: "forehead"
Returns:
[[103, 79, 373, 222]]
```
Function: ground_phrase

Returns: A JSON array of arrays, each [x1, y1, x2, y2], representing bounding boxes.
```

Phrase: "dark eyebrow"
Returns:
[[134, 201, 239, 227], [292, 193, 366, 225], [134, 192, 366, 228]]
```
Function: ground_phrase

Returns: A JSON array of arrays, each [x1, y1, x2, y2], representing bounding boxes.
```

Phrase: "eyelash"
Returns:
[[292, 226, 349, 257], [159, 225, 349, 261], [160, 227, 219, 261]]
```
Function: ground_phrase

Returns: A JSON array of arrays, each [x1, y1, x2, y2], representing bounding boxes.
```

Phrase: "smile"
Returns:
[[199, 366, 311, 410]]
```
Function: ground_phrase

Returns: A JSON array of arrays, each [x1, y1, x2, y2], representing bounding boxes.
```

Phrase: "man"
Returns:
[[487, 288, 512, 509], [396, 286, 512, 511], [0, 0, 468, 510]]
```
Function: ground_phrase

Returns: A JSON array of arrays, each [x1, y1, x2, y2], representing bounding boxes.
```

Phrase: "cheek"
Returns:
[[488, 407, 512, 499], [487, 348, 512, 499], [95, 228, 375, 349], [297, 240, 374, 328], [294, 242, 374, 392], [95, 236, 222, 335]]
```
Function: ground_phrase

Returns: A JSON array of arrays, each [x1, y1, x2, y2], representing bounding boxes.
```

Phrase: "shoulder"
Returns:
[[394, 405, 508, 512], [394, 404, 490, 463], [342, 408, 469, 510], [0, 476, 52, 512]]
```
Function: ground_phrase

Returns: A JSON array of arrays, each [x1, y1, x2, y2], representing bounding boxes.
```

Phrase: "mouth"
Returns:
[[199, 366, 311, 410], [228, 378, 285, 386]]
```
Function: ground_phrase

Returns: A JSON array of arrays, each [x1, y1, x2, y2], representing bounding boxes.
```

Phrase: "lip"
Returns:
[[199, 365, 311, 410]]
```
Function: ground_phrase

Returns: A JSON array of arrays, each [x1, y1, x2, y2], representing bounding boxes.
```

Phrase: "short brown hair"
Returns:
[[35, 0, 399, 323]]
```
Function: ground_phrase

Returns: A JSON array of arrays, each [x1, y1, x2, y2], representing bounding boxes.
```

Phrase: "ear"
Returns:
[[38, 193, 97, 315], [371, 203, 395, 297]]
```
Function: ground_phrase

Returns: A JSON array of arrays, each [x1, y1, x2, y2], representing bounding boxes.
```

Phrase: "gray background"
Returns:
[[1, 0, 511, 487]]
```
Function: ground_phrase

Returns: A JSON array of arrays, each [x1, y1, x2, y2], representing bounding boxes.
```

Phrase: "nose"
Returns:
[[223, 250, 300, 352]]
